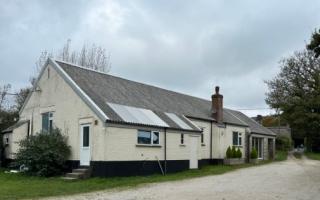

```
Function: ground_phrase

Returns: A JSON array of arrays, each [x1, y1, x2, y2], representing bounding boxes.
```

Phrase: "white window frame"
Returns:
[[137, 130, 160, 145], [233, 131, 242, 146], [42, 112, 54, 133]]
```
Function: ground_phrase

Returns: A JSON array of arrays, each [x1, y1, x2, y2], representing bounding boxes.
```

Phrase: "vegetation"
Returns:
[[260, 115, 288, 127], [250, 148, 258, 159], [0, 161, 270, 200], [226, 146, 232, 158], [226, 146, 242, 159], [231, 146, 237, 158], [276, 136, 292, 151], [307, 29, 320, 57], [15, 129, 71, 177], [35, 39, 111, 75], [265, 49, 320, 151], [236, 148, 242, 158], [274, 151, 288, 161], [305, 152, 320, 160]]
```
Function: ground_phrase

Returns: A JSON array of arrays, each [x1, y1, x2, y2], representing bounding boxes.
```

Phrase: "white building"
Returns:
[[2, 58, 275, 177]]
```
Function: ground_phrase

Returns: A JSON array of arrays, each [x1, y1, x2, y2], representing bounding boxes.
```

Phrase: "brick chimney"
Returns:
[[211, 86, 223, 123]]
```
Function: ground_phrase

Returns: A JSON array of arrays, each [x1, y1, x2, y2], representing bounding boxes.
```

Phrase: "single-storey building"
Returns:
[[2, 58, 275, 177]]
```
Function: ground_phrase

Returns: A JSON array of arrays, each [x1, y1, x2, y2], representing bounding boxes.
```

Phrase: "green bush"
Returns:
[[276, 136, 291, 151], [226, 146, 232, 158], [236, 148, 242, 158], [0, 134, 4, 166], [250, 148, 258, 159], [231, 146, 237, 158], [15, 128, 71, 177]]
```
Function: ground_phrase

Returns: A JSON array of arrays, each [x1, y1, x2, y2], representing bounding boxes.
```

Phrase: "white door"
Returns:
[[189, 135, 199, 169], [80, 124, 91, 166]]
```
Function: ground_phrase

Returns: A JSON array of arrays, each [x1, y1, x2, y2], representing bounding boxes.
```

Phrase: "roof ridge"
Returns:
[[54, 59, 110, 76], [55, 60, 213, 104]]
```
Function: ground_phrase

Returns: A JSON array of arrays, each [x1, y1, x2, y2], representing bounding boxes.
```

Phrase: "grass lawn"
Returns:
[[274, 150, 288, 161], [305, 152, 320, 160], [0, 161, 270, 200]]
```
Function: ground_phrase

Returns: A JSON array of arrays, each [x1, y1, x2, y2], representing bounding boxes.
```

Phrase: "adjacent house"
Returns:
[[2, 58, 275, 177]]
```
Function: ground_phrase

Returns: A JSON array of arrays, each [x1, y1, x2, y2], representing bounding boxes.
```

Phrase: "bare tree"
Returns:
[[0, 84, 11, 112], [35, 51, 53, 73], [36, 39, 111, 74]]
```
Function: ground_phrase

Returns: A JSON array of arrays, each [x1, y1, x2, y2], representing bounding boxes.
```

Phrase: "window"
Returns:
[[82, 126, 90, 147], [152, 131, 159, 144], [4, 136, 9, 145], [252, 137, 263, 159], [233, 132, 242, 146], [42, 112, 53, 133], [180, 134, 184, 144], [137, 130, 160, 145], [201, 127, 205, 144]]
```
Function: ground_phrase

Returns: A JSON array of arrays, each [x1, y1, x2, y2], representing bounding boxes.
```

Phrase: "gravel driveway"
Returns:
[[46, 156, 320, 200]]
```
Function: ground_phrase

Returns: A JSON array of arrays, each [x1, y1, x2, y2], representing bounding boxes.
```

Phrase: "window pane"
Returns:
[[83, 126, 89, 147], [138, 130, 151, 144], [233, 132, 238, 145], [49, 120, 53, 133], [259, 138, 263, 158], [152, 132, 159, 144], [42, 113, 49, 132], [181, 134, 184, 144]]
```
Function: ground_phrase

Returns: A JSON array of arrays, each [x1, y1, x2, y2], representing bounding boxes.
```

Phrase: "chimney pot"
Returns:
[[215, 86, 220, 94]]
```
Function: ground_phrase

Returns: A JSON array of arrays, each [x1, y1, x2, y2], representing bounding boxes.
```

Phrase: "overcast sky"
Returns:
[[1, 0, 319, 116]]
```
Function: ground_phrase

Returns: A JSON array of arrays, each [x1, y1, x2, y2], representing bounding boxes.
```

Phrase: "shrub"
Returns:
[[226, 146, 232, 158], [232, 146, 237, 158], [236, 148, 242, 158], [15, 128, 71, 177], [251, 148, 258, 159], [0, 134, 3, 166], [276, 136, 291, 151]]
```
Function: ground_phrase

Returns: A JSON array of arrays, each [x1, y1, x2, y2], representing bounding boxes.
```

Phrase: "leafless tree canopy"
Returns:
[[35, 39, 111, 73], [0, 84, 11, 112]]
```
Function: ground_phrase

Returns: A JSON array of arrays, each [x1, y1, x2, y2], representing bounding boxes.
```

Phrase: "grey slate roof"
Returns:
[[226, 109, 276, 136], [56, 61, 274, 136]]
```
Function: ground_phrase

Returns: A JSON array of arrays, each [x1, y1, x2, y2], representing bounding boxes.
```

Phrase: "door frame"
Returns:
[[80, 123, 91, 166], [252, 137, 264, 159]]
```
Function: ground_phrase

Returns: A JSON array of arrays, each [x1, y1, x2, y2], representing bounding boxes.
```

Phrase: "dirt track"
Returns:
[[46, 156, 320, 200]]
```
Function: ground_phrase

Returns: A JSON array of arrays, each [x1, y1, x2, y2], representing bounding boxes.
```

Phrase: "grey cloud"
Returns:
[[1, 0, 320, 116]]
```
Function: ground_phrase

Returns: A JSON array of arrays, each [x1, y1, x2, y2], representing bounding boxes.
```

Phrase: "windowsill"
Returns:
[[233, 145, 243, 148], [201, 143, 206, 146], [136, 144, 162, 148], [179, 144, 186, 147]]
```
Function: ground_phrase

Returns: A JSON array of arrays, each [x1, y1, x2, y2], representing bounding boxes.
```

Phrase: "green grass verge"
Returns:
[[305, 152, 320, 160], [275, 150, 288, 161], [0, 162, 269, 200]]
